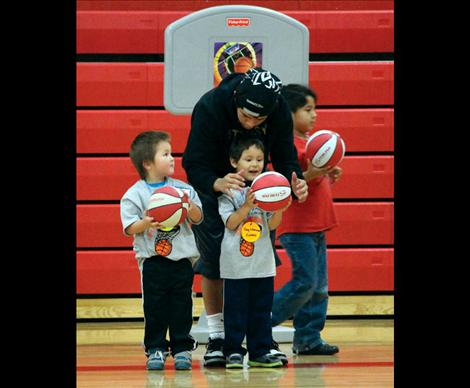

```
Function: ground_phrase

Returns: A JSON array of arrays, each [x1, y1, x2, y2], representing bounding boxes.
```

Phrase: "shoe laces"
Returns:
[[264, 353, 281, 362], [271, 339, 280, 351], [228, 353, 243, 362], [175, 350, 192, 360], [151, 350, 166, 361], [191, 339, 199, 351], [206, 337, 224, 350]]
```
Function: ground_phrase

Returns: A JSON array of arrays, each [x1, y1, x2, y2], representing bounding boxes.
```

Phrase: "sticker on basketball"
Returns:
[[147, 186, 189, 229], [251, 171, 291, 212], [305, 130, 346, 168]]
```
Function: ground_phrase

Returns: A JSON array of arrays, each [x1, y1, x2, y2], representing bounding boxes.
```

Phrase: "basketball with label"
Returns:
[[305, 130, 346, 169], [251, 171, 291, 211], [147, 186, 189, 229]]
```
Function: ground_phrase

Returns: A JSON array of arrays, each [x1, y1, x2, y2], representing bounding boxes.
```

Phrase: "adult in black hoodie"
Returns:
[[182, 68, 308, 366]]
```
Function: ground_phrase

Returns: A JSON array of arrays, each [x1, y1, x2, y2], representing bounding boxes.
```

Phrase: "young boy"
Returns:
[[272, 84, 342, 355], [218, 134, 292, 368], [120, 130, 203, 370]]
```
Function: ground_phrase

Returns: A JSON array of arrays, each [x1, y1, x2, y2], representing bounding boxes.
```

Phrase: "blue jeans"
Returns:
[[272, 232, 329, 350]]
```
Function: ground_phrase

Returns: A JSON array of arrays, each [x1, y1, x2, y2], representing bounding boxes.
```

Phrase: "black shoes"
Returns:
[[293, 342, 339, 355], [203, 337, 226, 367]]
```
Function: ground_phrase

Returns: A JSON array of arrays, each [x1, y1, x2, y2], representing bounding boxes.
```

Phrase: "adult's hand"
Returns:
[[291, 172, 308, 203], [213, 169, 246, 196]]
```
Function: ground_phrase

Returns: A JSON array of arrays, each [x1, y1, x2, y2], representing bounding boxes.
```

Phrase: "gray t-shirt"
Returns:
[[120, 177, 203, 270], [218, 188, 276, 279]]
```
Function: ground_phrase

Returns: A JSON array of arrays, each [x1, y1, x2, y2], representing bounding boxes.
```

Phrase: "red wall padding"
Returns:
[[76, 202, 393, 248], [76, 248, 393, 294], [77, 111, 191, 154], [77, 1, 394, 12], [76, 62, 394, 106], [76, 10, 393, 54], [76, 0, 395, 297], [77, 108, 393, 154], [76, 156, 393, 200]]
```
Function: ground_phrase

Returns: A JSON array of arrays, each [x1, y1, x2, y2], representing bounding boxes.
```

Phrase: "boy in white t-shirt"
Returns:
[[218, 134, 291, 368], [120, 130, 203, 370]]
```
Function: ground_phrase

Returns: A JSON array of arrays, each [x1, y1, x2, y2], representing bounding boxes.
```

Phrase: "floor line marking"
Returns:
[[77, 361, 394, 372]]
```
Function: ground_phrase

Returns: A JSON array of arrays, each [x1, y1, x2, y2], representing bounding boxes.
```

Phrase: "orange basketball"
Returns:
[[240, 239, 255, 257], [155, 239, 172, 256], [234, 57, 254, 73]]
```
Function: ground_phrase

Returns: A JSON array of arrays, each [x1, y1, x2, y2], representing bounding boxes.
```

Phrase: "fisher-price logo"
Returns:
[[227, 18, 250, 27]]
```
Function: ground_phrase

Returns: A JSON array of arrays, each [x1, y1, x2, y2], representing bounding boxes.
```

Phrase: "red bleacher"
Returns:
[[77, 1, 394, 12], [76, 0, 394, 296], [76, 156, 393, 200], [77, 202, 393, 248], [76, 10, 393, 54], [76, 62, 394, 106], [77, 109, 393, 154], [77, 248, 394, 294]]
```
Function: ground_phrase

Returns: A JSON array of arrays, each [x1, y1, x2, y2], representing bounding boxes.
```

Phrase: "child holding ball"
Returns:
[[120, 130, 203, 370], [218, 134, 291, 368], [271, 84, 342, 355]]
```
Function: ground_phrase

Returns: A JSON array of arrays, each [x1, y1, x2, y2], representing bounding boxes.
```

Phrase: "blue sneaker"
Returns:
[[147, 350, 168, 370], [174, 351, 192, 370]]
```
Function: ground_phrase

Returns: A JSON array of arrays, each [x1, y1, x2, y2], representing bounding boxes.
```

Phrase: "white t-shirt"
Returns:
[[218, 188, 276, 279], [120, 177, 203, 270]]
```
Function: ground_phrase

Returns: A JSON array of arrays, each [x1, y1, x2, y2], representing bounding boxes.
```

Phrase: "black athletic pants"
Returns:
[[223, 277, 274, 360], [142, 256, 195, 356]]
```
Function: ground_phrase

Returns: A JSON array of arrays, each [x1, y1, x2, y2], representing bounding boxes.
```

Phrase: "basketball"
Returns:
[[305, 130, 346, 169], [234, 56, 254, 73], [147, 186, 189, 228], [251, 171, 291, 212], [155, 239, 172, 256]]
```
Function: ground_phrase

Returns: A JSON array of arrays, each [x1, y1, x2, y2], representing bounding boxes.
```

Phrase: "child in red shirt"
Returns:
[[272, 84, 342, 355]]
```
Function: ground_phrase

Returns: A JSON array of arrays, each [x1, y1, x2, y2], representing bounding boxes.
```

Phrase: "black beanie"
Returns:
[[234, 68, 282, 117]]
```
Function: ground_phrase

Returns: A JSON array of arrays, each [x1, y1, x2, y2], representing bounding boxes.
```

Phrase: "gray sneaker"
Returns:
[[226, 353, 244, 369], [174, 350, 192, 370], [270, 340, 288, 365], [248, 353, 283, 368], [147, 350, 169, 370]]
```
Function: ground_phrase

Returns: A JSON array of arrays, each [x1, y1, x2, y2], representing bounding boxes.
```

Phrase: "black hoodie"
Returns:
[[182, 73, 303, 199]]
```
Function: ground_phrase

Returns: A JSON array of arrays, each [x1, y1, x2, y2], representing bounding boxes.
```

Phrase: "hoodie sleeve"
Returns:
[[182, 99, 224, 196]]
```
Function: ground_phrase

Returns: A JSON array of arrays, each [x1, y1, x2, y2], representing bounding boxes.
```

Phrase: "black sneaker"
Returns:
[[203, 337, 226, 367], [248, 353, 283, 368], [269, 340, 288, 365], [293, 343, 339, 355]]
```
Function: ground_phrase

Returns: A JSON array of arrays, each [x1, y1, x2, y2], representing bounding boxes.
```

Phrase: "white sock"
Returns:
[[206, 313, 224, 340]]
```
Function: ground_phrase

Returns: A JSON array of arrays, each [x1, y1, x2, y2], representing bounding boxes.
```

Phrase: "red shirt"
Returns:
[[276, 134, 338, 237]]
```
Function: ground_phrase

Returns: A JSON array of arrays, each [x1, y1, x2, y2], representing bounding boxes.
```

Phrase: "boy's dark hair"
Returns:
[[281, 84, 317, 113], [130, 130, 170, 179], [229, 133, 265, 162]]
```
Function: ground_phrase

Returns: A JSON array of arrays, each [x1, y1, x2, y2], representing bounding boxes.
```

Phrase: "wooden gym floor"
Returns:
[[77, 319, 393, 387]]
